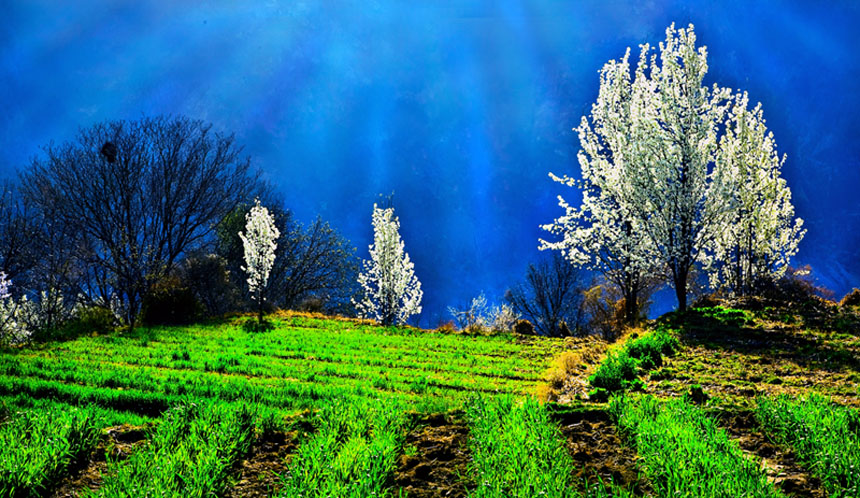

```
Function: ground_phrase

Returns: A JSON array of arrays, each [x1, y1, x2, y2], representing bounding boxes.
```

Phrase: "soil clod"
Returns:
[[553, 408, 651, 495], [227, 430, 297, 498], [394, 412, 470, 498]]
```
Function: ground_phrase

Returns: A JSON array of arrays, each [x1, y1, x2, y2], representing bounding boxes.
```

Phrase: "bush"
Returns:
[[435, 321, 456, 334], [57, 305, 116, 339], [178, 253, 237, 317], [588, 328, 678, 395], [513, 319, 535, 335], [141, 276, 202, 326], [581, 284, 622, 340], [588, 351, 638, 392], [759, 265, 834, 304]]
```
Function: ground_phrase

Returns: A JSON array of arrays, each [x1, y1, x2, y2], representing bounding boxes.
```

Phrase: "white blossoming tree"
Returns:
[[547, 23, 803, 311], [239, 199, 280, 325], [709, 92, 805, 295], [541, 47, 662, 324], [354, 203, 422, 326]]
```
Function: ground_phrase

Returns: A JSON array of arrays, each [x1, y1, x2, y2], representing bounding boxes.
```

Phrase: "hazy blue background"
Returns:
[[2, 1, 859, 324]]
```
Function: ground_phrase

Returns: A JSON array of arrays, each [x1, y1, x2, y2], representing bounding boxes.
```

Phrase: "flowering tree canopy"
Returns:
[[709, 92, 805, 295], [354, 204, 422, 326], [541, 45, 662, 323], [239, 199, 279, 323], [544, 23, 804, 311]]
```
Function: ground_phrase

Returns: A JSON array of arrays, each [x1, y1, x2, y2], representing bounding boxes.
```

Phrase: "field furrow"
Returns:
[[394, 412, 471, 498]]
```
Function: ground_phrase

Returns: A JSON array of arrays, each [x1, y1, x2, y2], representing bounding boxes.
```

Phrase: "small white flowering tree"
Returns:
[[354, 203, 422, 326], [239, 199, 280, 325]]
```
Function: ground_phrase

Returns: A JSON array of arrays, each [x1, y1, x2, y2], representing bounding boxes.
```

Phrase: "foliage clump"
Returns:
[[589, 328, 678, 395], [140, 276, 202, 326]]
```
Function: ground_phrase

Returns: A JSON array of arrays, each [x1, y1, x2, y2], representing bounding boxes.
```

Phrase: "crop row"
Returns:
[[610, 395, 782, 498], [93, 401, 255, 497], [0, 405, 102, 498], [4, 393, 857, 498], [756, 395, 860, 497], [94, 317, 553, 376], [5, 349, 529, 401], [277, 398, 408, 497]]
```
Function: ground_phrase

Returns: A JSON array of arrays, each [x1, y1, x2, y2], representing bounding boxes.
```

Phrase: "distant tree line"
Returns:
[[0, 115, 358, 340]]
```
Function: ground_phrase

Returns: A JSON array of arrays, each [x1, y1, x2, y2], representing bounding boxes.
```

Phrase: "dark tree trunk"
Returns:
[[673, 267, 688, 312], [624, 289, 638, 324], [258, 291, 264, 324]]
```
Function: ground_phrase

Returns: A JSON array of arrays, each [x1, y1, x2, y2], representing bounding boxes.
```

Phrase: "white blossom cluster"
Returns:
[[709, 92, 806, 293], [239, 199, 280, 298], [543, 23, 805, 305], [0, 272, 33, 345], [354, 204, 422, 326], [448, 292, 519, 333]]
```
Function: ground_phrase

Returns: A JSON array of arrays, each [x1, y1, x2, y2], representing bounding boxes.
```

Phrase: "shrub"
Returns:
[[686, 384, 708, 404], [588, 351, 638, 392], [178, 253, 238, 316], [435, 321, 456, 333], [513, 319, 534, 335], [589, 328, 678, 394], [55, 305, 116, 339], [487, 303, 519, 333], [759, 265, 834, 304], [141, 276, 202, 326]]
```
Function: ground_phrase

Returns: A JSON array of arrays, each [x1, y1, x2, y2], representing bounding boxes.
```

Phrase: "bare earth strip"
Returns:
[[394, 412, 471, 498], [716, 409, 828, 498], [552, 408, 652, 495], [227, 430, 298, 498], [51, 425, 148, 498]]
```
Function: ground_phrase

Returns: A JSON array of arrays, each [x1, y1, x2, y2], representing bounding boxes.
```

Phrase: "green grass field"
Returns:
[[0, 313, 562, 423], [1, 305, 859, 497]]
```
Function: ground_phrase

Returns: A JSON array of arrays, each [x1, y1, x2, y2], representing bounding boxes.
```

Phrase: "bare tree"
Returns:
[[21, 116, 257, 329], [0, 181, 39, 289], [216, 198, 359, 315], [505, 253, 588, 337]]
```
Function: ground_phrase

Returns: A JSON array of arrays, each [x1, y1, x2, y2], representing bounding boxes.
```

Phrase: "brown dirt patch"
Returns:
[[51, 424, 149, 497], [394, 412, 470, 498], [552, 408, 651, 494], [227, 430, 298, 498], [717, 409, 827, 498]]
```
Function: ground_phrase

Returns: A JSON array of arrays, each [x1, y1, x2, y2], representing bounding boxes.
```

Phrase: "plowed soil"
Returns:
[[552, 408, 651, 495], [51, 424, 148, 498], [227, 430, 297, 498], [394, 412, 471, 498], [717, 410, 827, 498]]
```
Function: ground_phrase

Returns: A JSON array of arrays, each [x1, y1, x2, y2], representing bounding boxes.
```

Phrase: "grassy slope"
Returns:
[[0, 311, 565, 424], [645, 303, 860, 407], [1, 302, 858, 497]]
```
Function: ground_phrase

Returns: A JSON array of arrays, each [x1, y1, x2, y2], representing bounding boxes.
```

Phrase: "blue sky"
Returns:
[[2, 1, 859, 324]]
